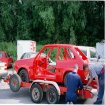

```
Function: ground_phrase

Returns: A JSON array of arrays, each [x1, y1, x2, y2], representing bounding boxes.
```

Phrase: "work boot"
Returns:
[[94, 100, 102, 104]]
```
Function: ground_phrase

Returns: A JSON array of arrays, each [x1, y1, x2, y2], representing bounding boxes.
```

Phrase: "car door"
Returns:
[[45, 48, 58, 81], [34, 47, 57, 81], [65, 47, 77, 68]]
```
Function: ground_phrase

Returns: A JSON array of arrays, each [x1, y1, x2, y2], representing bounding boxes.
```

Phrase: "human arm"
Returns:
[[85, 70, 99, 90], [85, 75, 93, 88], [78, 77, 83, 90], [94, 75, 99, 91]]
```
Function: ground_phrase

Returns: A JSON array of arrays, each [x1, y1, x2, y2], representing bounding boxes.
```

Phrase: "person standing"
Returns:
[[65, 64, 83, 104], [83, 63, 104, 104]]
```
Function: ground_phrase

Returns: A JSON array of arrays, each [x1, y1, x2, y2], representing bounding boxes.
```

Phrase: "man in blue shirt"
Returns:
[[65, 64, 83, 104], [83, 63, 104, 104]]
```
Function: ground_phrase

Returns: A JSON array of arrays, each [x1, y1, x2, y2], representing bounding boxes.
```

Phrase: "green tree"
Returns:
[[0, 0, 104, 46]]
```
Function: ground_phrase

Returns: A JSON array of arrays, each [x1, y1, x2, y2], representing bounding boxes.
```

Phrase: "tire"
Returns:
[[46, 86, 60, 104], [30, 83, 43, 103], [18, 69, 29, 82], [9, 74, 21, 92]]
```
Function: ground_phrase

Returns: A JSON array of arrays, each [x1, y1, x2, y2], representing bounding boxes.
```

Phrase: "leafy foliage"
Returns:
[[0, 1, 104, 46]]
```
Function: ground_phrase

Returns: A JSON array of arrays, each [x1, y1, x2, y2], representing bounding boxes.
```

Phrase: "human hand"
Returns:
[[84, 85, 88, 90]]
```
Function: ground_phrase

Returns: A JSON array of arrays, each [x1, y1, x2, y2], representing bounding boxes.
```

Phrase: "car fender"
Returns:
[[58, 68, 73, 82], [63, 70, 72, 80], [17, 67, 30, 77]]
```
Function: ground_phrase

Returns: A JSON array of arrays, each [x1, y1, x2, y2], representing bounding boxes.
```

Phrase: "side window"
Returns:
[[40, 48, 50, 57], [90, 49, 96, 58], [58, 48, 64, 60], [49, 48, 57, 62], [21, 53, 26, 59], [67, 48, 75, 59]]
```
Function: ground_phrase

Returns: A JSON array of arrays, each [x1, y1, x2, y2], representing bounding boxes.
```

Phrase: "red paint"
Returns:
[[14, 44, 96, 87], [0, 51, 13, 68], [21, 82, 31, 87], [78, 89, 93, 98], [13, 81, 17, 86], [59, 86, 93, 98]]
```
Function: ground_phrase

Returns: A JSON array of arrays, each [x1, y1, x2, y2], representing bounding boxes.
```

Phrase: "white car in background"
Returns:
[[20, 52, 38, 59], [78, 43, 105, 64], [78, 46, 96, 63]]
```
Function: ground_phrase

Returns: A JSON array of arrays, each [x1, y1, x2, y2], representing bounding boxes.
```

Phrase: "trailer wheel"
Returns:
[[46, 86, 60, 104], [30, 83, 43, 103], [9, 74, 21, 92], [18, 69, 29, 82]]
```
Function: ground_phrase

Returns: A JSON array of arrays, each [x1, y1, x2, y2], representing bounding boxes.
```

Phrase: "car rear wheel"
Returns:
[[46, 86, 60, 104], [30, 83, 43, 103], [18, 69, 29, 82]]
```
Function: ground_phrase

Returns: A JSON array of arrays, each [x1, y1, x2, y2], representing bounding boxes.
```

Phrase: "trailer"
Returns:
[[3, 73, 93, 104]]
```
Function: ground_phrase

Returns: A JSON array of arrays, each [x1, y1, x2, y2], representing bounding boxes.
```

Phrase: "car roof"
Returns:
[[24, 52, 37, 54], [78, 46, 96, 51], [44, 44, 76, 47], [78, 46, 95, 49]]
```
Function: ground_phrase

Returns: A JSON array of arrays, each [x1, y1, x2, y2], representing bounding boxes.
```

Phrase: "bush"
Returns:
[[0, 42, 17, 61], [0, 42, 43, 62]]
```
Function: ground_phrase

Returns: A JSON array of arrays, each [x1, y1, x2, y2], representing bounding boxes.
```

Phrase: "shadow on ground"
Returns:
[[0, 87, 87, 104]]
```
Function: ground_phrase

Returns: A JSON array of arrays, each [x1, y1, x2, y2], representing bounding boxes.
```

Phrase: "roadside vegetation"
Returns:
[[0, 1, 104, 46], [0, 42, 16, 61], [0, 1, 104, 61], [0, 42, 42, 61]]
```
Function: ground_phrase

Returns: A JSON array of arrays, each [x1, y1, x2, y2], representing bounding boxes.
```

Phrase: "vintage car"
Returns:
[[0, 51, 13, 68], [14, 44, 93, 86]]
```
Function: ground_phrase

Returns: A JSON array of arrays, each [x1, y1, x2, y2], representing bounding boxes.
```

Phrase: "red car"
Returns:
[[14, 44, 92, 85], [0, 51, 13, 68]]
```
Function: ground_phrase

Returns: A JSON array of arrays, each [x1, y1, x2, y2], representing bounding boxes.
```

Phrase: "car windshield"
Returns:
[[21, 52, 37, 59], [30, 53, 38, 58]]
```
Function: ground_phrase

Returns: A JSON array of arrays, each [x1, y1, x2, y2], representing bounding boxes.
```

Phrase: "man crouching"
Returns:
[[65, 64, 83, 104]]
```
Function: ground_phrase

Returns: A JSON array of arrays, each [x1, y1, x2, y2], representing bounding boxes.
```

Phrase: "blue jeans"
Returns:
[[94, 73, 104, 104], [65, 92, 77, 104]]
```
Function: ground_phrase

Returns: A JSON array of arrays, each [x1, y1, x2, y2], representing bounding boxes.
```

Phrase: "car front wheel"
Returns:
[[18, 69, 29, 82]]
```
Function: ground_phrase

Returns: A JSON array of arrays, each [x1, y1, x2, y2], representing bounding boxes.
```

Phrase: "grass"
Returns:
[[0, 42, 43, 61]]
